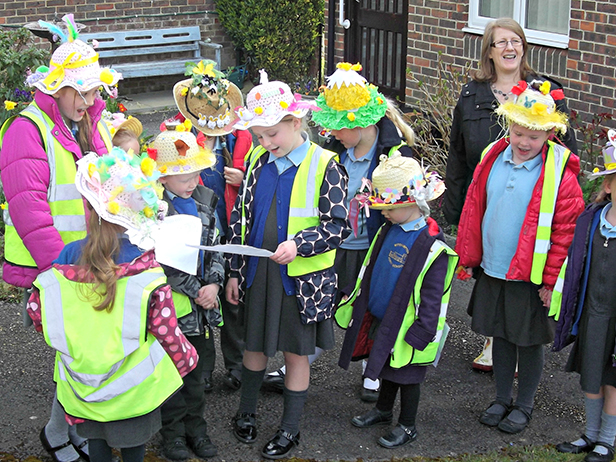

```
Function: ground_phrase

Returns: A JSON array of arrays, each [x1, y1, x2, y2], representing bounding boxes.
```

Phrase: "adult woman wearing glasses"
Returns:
[[443, 17, 577, 372]]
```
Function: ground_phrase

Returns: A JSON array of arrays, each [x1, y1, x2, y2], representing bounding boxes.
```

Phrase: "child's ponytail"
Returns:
[[385, 98, 416, 147], [77, 207, 122, 312]]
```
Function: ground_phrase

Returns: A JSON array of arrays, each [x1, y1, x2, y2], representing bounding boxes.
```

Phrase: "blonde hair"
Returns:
[[595, 173, 616, 203], [385, 98, 415, 146], [77, 207, 123, 312], [473, 18, 535, 83], [112, 128, 140, 150]]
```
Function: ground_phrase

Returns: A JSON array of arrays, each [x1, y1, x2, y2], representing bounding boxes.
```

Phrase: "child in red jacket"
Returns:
[[456, 79, 584, 434]]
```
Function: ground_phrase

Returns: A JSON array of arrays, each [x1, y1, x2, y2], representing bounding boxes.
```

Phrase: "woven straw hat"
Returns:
[[234, 69, 319, 130], [75, 148, 166, 249], [150, 127, 216, 176], [590, 129, 616, 179], [174, 60, 243, 136], [312, 62, 387, 130], [368, 152, 445, 213], [28, 15, 121, 97], [495, 79, 568, 134]]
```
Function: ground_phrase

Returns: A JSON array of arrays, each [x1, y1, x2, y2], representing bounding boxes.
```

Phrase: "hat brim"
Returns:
[[496, 103, 568, 134], [174, 78, 244, 136], [589, 169, 616, 179], [368, 181, 445, 209], [33, 70, 122, 97], [233, 109, 309, 130]]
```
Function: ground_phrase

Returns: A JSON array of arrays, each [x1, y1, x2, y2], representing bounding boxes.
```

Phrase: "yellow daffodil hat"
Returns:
[[311, 62, 387, 130], [173, 60, 243, 136], [495, 79, 568, 134], [27, 14, 122, 97]]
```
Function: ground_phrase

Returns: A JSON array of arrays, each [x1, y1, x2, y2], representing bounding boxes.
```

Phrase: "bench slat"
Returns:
[[113, 59, 199, 79], [97, 43, 199, 59], [81, 26, 201, 49]]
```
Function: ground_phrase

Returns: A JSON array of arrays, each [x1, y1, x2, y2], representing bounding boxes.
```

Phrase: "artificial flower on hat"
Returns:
[[26, 14, 122, 97], [590, 129, 616, 179], [150, 124, 216, 176], [495, 79, 568, 134], [75, 147, 166, 248], [311, 62, 388, 130], [233, 69, 319, 130], [360, 152, 444, 217], [173, 60, 244, 136], [102, 111, 143, 138]]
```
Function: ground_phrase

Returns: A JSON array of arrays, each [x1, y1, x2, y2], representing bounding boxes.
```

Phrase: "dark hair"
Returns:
[[473, 18, 535, 83]]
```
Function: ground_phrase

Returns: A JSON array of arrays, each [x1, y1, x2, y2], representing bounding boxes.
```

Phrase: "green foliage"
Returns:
[[0, 28, 49, 128], [569, 110, 614, 203], [406, 53, 471, 176], [216, 0, 324, 83]]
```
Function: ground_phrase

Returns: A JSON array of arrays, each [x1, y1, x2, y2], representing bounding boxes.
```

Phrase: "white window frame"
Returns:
[[463, 0, 570, 49]]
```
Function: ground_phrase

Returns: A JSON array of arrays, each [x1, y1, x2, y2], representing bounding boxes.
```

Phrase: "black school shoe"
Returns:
[[203, 371, 214, 393], [585, 442, 616, 462], [162, 437, 191, 460], [262, 368, 285, 392], [556, 434, 595, 454], [497, 406, 532, 434], [378, 424, 418, 449], [188, 435, 218, 458], [223, 369, 241, 391], [479, 399, 511, 427], [232, 412, 257, 444], [351, 407, 393, 428], [261, 429, 300, 460]]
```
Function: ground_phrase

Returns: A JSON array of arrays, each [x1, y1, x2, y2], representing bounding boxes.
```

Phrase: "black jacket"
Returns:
[[324, 116, 416, 241], [442, 75, 578, 226]]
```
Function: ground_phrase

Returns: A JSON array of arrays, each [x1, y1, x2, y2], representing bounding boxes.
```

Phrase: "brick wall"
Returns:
[[0, 0, 235, 94], [324, 0, 616, 132]]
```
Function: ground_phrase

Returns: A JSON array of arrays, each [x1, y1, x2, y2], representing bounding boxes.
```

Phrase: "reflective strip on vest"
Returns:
[[240, 143, 338, 277], [38, 269, 163, 390], [530, 143, 570, 285], [548, 256, 568, 320]]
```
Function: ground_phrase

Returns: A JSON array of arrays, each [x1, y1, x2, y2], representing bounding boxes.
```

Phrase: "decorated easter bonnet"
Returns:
[[234, 69, 319, 130], [27, 14, 122, 97], [174, 60, 243, 136], [311, 62, 387, 130], [103, 112, 143, 138], [75, 148, 166, 248], [495, 79, 568, 134], [590, 129, 616, 179], [363, 152, 444, 216], [150, 124, 216, 176]]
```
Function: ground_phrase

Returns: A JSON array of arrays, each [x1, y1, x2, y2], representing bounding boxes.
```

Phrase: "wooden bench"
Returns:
[[80, 26, 223, 79]]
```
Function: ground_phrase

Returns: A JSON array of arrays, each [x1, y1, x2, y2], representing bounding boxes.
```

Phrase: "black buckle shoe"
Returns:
[[479, 399, 511, 427], [497, 405, 532, 434], [162, 437, 191, 460], [378, 424, 418, 449], [188, 435, 218, 458], [360, 387, 380, 403], [556, 435, 595, 454], [351, 407, 393, 428], [261, 429, 299, 460], [203, 371, 214, 393], [40, 427, 84, 462], [233, 412, 257, 444], [585, 442, 616, 462]]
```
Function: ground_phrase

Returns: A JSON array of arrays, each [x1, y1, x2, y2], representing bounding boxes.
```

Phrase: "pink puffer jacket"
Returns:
[[0, 91, 109, 287]]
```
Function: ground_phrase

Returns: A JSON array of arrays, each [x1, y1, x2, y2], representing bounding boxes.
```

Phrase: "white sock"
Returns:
[[363, 377, 380, 390]]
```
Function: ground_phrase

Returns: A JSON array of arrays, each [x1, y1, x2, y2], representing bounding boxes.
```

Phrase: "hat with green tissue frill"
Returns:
[[311, 62, 387, 130], [26, 14, 122, 97]]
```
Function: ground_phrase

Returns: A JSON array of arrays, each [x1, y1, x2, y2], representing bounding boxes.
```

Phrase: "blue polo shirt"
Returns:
[[341, 131, 378, 250], [481, 145, 542, 279]]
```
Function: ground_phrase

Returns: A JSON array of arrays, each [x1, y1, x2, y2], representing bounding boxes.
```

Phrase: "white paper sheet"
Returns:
[[187, 243, 274, 258], [153, 215, 202, 275]]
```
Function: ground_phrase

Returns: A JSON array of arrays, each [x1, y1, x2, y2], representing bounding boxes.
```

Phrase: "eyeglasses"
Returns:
[[491, 39, 523, 48]]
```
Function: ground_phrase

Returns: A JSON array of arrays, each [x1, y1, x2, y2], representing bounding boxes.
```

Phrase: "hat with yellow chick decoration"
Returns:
[[173, 60, 244, 136], [365, 152, 444, 216], [149, 122, 216, 176], [311, 62, 387, 130], [496, 79, 568, 134], [26, 14, 122, 97], [590, 129, 616, 179], [234, 69, 319, 130], [75, 147, 166, 248]]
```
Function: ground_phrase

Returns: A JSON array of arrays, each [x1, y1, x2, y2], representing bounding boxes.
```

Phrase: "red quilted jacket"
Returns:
[[455, 137, 584, 289]]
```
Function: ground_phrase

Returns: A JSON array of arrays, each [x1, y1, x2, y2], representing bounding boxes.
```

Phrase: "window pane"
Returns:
[[526, 0, 569, 34], [479, 0, 513, 18]]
